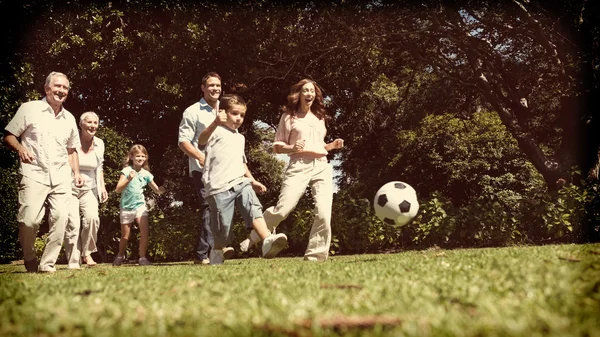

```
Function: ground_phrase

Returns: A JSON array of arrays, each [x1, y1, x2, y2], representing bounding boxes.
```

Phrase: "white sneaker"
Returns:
[[209, 249, 225, 265], [240, 230, 266, 253], [239, 238, 251, 253], [262, 233, 288, 259], [223, 247, 235, 259]]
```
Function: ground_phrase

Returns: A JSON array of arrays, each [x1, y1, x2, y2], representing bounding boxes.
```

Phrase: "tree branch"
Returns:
[[512, 0, 569, 83]]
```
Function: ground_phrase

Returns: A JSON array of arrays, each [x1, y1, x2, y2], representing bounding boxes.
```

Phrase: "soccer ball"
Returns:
[[374, 181, 419, 227]]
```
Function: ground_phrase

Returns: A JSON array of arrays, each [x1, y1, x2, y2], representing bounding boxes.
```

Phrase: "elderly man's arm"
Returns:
[[4, 133, 36, 163], [68, 148, 84, 187]]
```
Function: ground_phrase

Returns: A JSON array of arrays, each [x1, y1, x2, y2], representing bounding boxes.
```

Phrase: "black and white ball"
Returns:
[[374, 181, 419, 227]]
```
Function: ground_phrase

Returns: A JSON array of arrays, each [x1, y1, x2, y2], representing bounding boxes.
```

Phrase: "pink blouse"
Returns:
[[273, 112, 328, 159]]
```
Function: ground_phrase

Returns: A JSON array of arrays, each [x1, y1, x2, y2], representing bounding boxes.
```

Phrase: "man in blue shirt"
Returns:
[[177, 72, 233, 264]]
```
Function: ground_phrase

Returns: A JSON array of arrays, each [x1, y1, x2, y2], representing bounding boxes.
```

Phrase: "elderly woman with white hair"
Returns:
[[64, 111, 108, 268]]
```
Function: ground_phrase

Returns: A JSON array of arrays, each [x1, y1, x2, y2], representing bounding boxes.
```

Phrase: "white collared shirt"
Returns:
[[5, 98, 81, 186]]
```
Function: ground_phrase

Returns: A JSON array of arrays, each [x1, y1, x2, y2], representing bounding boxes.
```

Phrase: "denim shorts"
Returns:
[[206, 179, 263, 247]]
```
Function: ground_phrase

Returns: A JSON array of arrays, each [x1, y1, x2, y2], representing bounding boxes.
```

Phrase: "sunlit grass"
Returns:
[[1, 244, 599, 337]]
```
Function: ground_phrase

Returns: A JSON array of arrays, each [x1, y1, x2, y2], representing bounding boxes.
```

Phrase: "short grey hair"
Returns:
[[45, 72, 70, 88], [80, 111, 99, 126]]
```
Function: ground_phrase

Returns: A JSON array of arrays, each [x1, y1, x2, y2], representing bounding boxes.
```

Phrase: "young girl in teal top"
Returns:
[[114, 144, 165, 266]]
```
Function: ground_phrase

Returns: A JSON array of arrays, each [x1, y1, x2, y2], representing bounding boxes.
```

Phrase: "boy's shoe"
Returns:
[[193, 258, 210, 265], [209, 249, 225, 265], [262, 233, 288, 259], [24, 258, 38, 273], [223, 247, 235, 259], [112, 255, 125, 266], [138, 257, 152, 266]]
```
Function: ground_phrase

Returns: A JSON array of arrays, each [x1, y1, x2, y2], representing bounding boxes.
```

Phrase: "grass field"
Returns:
[[1, 243, 599, 337]]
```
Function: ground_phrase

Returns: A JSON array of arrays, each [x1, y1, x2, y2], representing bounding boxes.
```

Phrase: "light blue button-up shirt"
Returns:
[[177, 98, 217, 177]]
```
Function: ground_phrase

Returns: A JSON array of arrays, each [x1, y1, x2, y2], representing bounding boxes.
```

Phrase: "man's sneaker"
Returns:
[[24, 258, 38, 273], [112, 255, 125, 266], [193, 258, 210, 265], [262, 233, 288, 259], [223, 247, 235, 259], [138, 257, 152, 266], [209, 249, 225, 265]]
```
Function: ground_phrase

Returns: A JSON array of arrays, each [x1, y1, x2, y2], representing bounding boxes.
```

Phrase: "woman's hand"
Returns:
[[101, 187, 109, 203], [332, 138, 344, 149], [292, 140, 306, 152]]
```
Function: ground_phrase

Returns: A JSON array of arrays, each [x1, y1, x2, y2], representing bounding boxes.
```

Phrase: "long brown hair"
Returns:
[[122, 144, 150, 171], [281, 78, 329, 120]]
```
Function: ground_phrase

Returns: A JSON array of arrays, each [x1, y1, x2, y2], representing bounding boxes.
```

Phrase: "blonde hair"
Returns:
[[122, 144, 150, 171]]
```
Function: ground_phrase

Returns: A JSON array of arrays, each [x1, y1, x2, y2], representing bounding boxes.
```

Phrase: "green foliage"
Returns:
[[0, 162, 20, 262], [331, 190, 399, 254], [522, 174, 600, 244], [409, 193, 455, 247]]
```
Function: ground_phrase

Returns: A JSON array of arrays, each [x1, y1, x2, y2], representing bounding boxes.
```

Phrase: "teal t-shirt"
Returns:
[[120, 166, 153, 210]]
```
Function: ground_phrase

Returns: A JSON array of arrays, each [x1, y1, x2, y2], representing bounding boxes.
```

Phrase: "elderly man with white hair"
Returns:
[[4, 71, 83, 273], [63, 111, 108, 269]]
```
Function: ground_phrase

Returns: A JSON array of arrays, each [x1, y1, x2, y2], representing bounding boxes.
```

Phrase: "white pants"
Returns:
[[64, 188, 100, 267], [263, 156, 333, 261], [17, 176, 71, 272]]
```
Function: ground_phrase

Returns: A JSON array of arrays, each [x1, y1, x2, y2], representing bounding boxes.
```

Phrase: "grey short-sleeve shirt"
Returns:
[[202, 125, 248, 196]]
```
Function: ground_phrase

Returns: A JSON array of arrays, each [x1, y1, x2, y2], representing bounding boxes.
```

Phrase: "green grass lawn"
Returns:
[[1, 244, 599, 337]]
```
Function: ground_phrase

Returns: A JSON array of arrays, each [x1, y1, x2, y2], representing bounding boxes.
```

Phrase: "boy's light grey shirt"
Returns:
[[177, 98, 216, 177], [202, 125, 249, 196]]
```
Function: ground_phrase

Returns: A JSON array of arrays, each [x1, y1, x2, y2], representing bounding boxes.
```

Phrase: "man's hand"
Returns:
[[18, 146, 36, 163], [197, 150, 206, 167]]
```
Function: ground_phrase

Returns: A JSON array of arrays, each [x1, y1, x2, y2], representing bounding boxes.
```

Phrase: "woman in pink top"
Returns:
[[241, 79, 343, 261]]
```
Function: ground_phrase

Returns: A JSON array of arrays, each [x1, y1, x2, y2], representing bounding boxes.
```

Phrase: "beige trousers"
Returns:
[[64, 189, 100, 267], [263, 156, 333, 261], [17, 176, 71, 272]]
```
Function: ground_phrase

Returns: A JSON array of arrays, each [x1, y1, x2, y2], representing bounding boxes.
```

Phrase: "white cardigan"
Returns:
[[92, 137, 106, 203]]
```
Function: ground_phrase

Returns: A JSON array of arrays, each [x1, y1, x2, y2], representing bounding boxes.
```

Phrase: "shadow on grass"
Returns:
[[340, 258, 379, 263]]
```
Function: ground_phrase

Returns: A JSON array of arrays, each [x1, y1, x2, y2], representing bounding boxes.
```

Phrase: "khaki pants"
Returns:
[[263, 156, 333, 261], [64, 189, 99, 268], [17, 176, 71, 272]]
